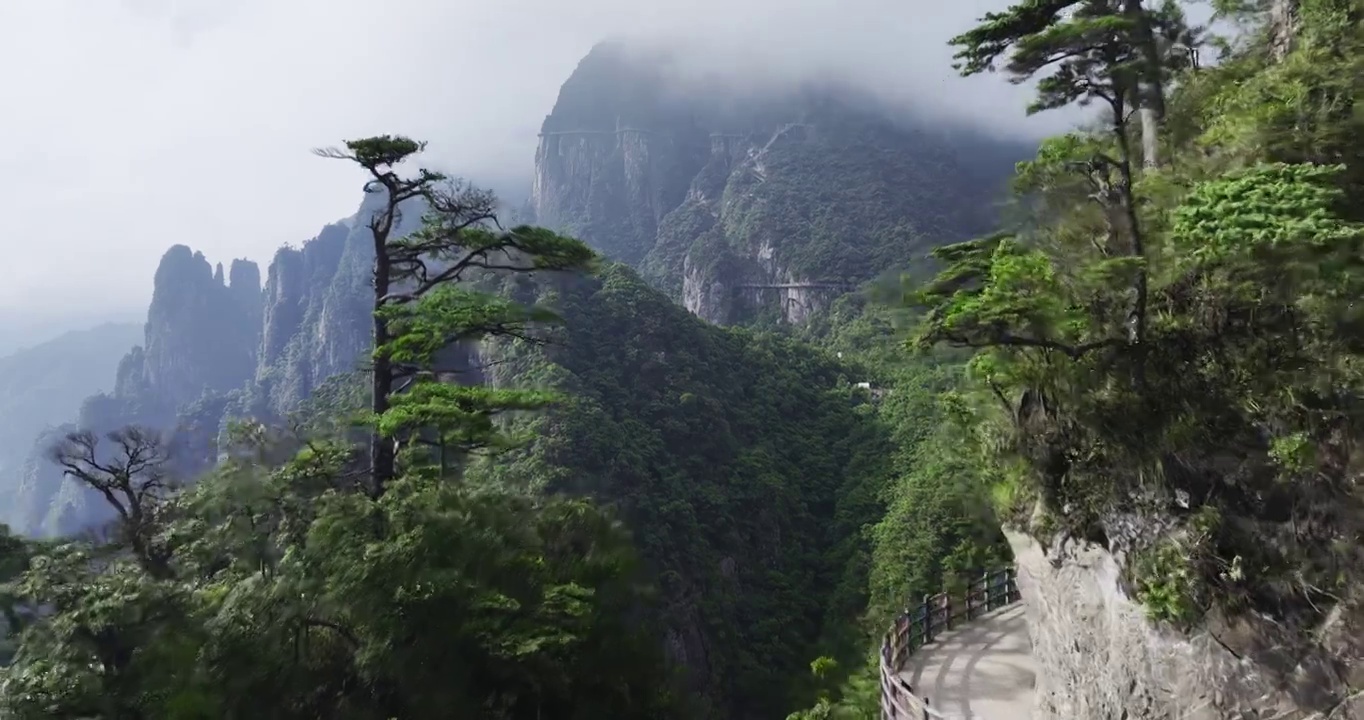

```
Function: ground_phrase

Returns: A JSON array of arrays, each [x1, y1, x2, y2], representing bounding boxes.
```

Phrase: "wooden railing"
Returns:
[[878, 567, 1022, 720]]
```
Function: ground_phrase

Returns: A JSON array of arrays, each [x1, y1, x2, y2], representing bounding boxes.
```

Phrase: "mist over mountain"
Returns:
[[529, 41, 1034, 324], [0, 322, 142, 531], [0, 309, 142, 358], [5, 0, 1082, 322]]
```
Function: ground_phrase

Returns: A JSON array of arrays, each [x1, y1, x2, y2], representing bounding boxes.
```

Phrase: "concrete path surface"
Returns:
[[900, 604, 1036, 720]]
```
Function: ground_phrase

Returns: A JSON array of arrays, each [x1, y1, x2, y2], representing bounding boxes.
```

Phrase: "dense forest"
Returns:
[[0, 126, 1007, 718], [4, 0, 1364, 717], [791, 0, 1364, 716]]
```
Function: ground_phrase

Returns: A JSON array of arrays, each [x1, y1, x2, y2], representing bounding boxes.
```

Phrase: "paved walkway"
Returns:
[[899, 604, 1036, 720]]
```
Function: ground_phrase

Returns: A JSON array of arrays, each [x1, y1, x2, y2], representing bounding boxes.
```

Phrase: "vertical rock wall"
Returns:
[[139, 245, 261, 409], [1007, 529, 1364, 719]]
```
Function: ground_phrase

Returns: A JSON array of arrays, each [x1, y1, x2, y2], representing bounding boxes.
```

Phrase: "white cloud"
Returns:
[[0, 0, 1082, 319]]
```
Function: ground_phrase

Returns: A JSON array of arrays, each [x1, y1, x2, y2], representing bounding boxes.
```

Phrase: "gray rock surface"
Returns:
[[530, 40, 1027, 326], [1007, 529, 1364, 720]]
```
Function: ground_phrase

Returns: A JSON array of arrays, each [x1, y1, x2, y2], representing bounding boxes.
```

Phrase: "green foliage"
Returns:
[[914, 234, 1094, 357], [1170, 162, 1364, 261], [1132, 538, 1204, 624], [343, 135, 427, 169], [375, 285, 558, 366], [0, 458, 679, 719], [781, 653, 877, 720], [0, 140, 682, 719], [949, 0, 1146, 115], [866, 409, 1011, 625], [914, 0, 1364, 645], [467, 265, 887, 717], [0, 526, 32, 667], [380, 382, 555, 445], [779, 296, 1010, 719], [1131, 507, 1221, 625]]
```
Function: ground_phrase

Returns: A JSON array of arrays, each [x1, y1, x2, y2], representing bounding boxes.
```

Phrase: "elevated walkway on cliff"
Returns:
[[900, 604, 1034, 719], [880, 568, 1036, 719], [732, 282, 856, 291]]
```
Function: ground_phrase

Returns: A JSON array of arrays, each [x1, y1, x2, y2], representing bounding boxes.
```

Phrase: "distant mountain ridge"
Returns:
[[0, 309, 141, 358], [0, 321, 142, 531]]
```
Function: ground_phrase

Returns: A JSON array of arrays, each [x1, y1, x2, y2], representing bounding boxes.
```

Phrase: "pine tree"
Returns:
[[315, 136, 594, 495], [947, 0, 1199, 354]]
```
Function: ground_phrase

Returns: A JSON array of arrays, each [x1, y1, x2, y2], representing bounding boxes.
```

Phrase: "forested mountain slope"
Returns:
[[0, 229, 1007, 719], [814, 0, 1364, 716], [465, 265, 922, 716], [7, 0, 1364, 716]]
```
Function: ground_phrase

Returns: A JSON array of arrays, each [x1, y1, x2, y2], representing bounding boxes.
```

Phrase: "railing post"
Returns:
[[921, 594, 933, 644], [983, 568, 993, 612], [879, 566, 1023, 719], [965, 579, 975, 622]]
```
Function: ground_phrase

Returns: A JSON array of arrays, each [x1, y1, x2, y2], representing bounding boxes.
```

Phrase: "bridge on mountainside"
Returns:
[[880, 568, 1036, 719], [732, 282, 856, 291], [536, 128, 754, 140], [536, 127, 662, 138]]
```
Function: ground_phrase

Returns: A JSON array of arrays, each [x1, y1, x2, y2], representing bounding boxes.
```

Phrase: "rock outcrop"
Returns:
[[12, 193, 430, 537], [531, 41, 1030, 325], [251, 193, 425, 416], [137, 245, 261, 408], [256, 220, 357, 413], [13, 247, 264, 536], [1009, 529, 1364, 719]]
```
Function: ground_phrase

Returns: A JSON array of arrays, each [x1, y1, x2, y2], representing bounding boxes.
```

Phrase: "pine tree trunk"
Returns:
[[1107, 96, 1149, 372], [1269, 0, 1301, 61], [1125, 0, 1165, 169], [370, 213, 396, 497]]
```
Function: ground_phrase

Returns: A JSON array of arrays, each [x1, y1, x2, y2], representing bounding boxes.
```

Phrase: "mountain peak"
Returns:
[[136, 245, 262, 409]]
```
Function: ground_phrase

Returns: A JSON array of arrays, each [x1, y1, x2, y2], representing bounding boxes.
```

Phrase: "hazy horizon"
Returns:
[[1, 0, 1086, 329]]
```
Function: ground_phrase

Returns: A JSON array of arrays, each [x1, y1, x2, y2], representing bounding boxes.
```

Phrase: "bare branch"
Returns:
[[300, 617, 360, 649], [311, 146, 354, 161], [48, 426, 176, 578]]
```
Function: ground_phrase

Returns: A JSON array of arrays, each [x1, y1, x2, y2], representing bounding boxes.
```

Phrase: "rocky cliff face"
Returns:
[[1009, 527, 1364, 719], [13, 193, 430, 537], [531, 41, 1029, 325], [255, 219, 359, 414], [127, 245, 262, 408], [251, 193, 426, 416], [13, 247, 264, 536]]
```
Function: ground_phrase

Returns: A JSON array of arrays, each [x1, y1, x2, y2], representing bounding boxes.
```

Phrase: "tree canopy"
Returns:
[[0, 137, 681, 720]]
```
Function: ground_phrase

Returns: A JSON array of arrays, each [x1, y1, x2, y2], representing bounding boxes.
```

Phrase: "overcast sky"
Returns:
[[1, 0, 1083, 326]]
